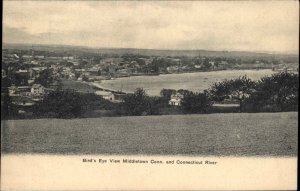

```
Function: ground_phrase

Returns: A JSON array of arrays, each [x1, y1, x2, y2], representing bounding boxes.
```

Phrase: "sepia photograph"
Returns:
[[1, 0, 298, 190]]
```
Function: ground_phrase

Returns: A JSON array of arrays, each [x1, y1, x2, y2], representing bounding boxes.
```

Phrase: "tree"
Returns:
[[121, 88, 151, 116], [34, 68, 53, 87], [160, 89, 176, 99], [1, 77, 15, 119], [34, 90, 86, 118], [210, 76, 256, 111], [159, 88, 177, 106], [82, 75, 89, 82], [16, 74, 29, 86], [202, 58, 211, 70], [249, 72, 299, 111], [1, 89, 14, 119], [177, 89, 192, 97], [181, 91, 212, 114]]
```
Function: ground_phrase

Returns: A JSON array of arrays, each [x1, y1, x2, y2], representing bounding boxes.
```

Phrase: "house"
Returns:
[[9, 86, 31, 96], [68, 73, 76, 80], [28, 79, 35, 85], [8, 85, 18, 96], [2, 69, 7, 78], [95, 91, 115, 101], [169, 93, 184, 106], [35, 55, 45, 59], [63, 56, 74, 60], [18, 86, 32, 96], [167, 66, 179, 73], [30, 67, 47, 78], [17, 69, 28, 73], [113, 92, 126, 103], [87, 68, 100, 76], [31, 84, 45, 96], [31, 60, 39, 65], [22, 55, 33, 59], [12, 96, 35, 107], [14, 54, 20, 59]]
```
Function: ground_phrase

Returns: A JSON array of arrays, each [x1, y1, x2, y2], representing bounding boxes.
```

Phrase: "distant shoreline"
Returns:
[[85, 68, 278, 96], [64, 68, 285, 96], [3, 42, 299, 56]]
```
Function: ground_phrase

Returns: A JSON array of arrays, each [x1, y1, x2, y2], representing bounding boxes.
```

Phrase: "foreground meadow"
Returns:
[[1, 112, 297, 156]]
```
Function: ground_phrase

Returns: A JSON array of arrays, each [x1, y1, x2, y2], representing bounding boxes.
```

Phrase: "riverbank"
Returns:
[[98, 69, 277, 96], [62, 69, 279, 96]]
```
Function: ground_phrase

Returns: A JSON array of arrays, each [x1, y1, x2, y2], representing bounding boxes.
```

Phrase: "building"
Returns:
[[2, 69, 7, 78], [9, 86, 31, 96], [30, 67, 47, 78], [35, 55, 45, 59], [166, 66, 179, 73], [113, 92, 126, 103], [95, 90, 127, 102], [95, 91, 115, 101], [169, 93, 184, 106], [63, 56, 74, 60], [87, 68, 100, 76], [8, 85, 18, 96], [18, 86, 32, 96], [12, 96, 35, 107], [31, 84, 45, 96]]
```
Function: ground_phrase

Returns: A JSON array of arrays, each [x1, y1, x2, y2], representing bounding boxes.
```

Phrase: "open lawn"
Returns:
[[61, 80, 96, 93], [1, 112, 297, 156]]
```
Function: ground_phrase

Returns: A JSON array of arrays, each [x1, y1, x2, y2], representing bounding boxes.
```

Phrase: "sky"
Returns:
[[3, 1, 299, 54]]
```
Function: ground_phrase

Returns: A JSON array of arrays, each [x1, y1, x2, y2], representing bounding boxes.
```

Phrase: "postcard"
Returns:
[[1, 1, 298, 190]]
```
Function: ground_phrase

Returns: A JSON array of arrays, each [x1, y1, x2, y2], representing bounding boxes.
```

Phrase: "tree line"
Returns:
[[118, 72, 298, 115], [2, 72, 298, 119]]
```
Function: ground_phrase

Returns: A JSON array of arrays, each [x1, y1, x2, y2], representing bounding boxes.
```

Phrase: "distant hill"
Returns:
[[2, 42, 298, 59]]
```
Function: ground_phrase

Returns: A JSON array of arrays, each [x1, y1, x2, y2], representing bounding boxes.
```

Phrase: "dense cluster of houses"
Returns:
[[3, 48, 298, 115], [7, 83, 49, 113]]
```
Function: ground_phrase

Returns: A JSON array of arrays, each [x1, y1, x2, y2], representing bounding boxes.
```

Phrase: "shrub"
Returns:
[[33, 90, 85, 118], [121, 88, 152, 116], [210, 75, 256, 112], [181, 91, 212, 114], [244, 72, 299, 112]]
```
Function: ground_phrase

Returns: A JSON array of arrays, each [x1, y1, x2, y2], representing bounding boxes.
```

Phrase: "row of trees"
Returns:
[[120, 72, 298, 115], [3, 71, 297, 119], [32, 90, 117, 118], [211, 72, 298, 112]]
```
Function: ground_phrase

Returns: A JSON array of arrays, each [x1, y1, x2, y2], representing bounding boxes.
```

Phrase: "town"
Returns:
[[1, 44, 299, 119], [1, 0, 298, 174]]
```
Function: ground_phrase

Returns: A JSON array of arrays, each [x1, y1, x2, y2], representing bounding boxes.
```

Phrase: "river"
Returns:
[[98, 69, 277, 96]]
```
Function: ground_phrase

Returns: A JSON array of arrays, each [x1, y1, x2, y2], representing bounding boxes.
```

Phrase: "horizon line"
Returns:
[[3, 42, 299, 56]]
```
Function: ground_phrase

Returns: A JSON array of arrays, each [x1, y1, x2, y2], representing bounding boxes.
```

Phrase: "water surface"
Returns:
[[99, 69, 276, 96]]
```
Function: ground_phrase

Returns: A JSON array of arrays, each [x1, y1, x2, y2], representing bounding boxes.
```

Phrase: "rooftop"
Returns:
[[95, 91, 113, 96]]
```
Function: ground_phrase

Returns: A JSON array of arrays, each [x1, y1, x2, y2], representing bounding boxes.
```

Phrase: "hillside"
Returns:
[[1, 112, 297, 156], [3, 42, 298, 59]]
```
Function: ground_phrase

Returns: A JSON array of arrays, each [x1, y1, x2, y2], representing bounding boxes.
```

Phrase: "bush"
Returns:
[[244, 72, 299, 112], [160, 89, 177, 106], [34, 90, 85, 118], [181, 91, 212, 114], [121, 88, 152, 116], [33, 90, 115, 118], [209, 75, 256, 112]]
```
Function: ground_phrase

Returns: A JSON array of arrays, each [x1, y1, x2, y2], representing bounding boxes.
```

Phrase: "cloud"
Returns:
[[3, 25, 65, 44], [3, 1, 299, 53]]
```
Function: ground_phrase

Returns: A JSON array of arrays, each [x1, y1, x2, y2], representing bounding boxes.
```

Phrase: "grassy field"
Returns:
[[1, 112, 297, 156], [61, 80, 96, 93]]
